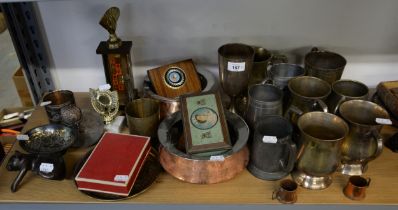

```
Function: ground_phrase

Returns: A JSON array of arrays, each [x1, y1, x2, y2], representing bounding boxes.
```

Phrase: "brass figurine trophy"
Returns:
[[96, 7, 135, 106], [89, 86, 119, 124]]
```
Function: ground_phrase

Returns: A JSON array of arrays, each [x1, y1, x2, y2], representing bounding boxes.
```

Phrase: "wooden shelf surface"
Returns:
[[1, 93, 398, 205]]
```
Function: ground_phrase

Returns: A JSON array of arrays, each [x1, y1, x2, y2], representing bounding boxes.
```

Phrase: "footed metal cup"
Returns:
[[292, 112, 348, 190], [339, 100, 389, 175], [218, 43, 254, 113]]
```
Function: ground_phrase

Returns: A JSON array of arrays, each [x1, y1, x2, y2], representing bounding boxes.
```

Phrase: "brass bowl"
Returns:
[[158, 111, 249, 184]]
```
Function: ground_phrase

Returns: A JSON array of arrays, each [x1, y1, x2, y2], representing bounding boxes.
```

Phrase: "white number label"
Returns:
[[114, 175, 129, 182], [376, 118, 392, 125], [40, 101, 52, 106], [39, 163, 54, 173], [262, 136, 278, 144], [210, 155, 225, 161], [99, 84, 111, 91], [227, 62, 245, 72], [16, 135, 29, 141]]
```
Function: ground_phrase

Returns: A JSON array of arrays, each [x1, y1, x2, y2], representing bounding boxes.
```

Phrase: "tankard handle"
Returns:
[[263, 54, 288, 84], [261, 78, 274, 85], [311, 47, 319, 52], [282, 140, 297, 174], [368, 129, 384, 161], [285, 105, 304, 125], [332, 97, 347, 114], [313, 99, 328, 113]]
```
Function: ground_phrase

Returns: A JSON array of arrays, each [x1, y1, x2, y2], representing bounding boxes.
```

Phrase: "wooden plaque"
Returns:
[[180, 91, 231, 154], [147, 59, 202, 98]]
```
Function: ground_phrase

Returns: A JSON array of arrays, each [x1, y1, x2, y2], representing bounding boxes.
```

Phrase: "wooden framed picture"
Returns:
[[180, 91, 231, 154], [147, 59, 202, 99]]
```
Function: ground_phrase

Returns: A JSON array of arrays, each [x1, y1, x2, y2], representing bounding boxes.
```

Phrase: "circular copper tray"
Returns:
[[73, 148, 161, 201], [158, 111, 249, 184]]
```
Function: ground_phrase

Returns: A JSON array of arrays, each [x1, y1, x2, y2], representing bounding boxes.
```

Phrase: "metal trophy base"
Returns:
[[247, 162, 289, 181], [292, 170, 332, 190], [340, 163, 368, 176]]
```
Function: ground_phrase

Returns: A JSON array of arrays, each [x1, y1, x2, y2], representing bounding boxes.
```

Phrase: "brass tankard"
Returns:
[[292, 112, 348, 190], [338, 100, 389, 175]]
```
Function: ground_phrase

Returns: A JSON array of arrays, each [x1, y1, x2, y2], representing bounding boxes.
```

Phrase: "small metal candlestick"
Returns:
[[89, 87, 119, 124], [96, 7, 135, 106]]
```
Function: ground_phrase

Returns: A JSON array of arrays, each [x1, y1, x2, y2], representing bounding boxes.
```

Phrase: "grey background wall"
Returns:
[[36, 0, 398, 91]]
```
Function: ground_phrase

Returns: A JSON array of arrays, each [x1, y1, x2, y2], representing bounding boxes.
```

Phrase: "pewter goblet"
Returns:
[[218, 43, 254, 113]]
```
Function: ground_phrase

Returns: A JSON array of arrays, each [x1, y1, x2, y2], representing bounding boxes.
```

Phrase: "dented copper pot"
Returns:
[[158, 111, 249, 184]]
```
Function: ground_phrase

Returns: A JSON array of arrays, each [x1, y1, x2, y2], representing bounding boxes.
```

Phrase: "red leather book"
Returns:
[[75, 132, 151, 196]]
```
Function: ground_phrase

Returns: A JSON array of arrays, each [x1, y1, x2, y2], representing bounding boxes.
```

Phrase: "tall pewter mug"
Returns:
[[292, 112, 348, 190], [338, 100, 389, 175], [305, 47, 347, 84], [286, 76, 330, 125], [326, 80, 369, 114], [245, 84, 283, 130], [248, 115, 296, 180]]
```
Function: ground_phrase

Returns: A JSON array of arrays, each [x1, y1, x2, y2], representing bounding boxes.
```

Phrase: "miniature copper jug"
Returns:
[[339, 100, 389, 175], [272, 179, 298, 204], [343, 176, 371, 200]]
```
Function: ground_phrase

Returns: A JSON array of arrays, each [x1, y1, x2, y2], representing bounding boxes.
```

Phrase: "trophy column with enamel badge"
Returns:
[[96, 7, 135, 106]]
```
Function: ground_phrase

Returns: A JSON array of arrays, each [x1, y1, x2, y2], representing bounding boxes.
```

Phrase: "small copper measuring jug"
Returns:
[[343, 176, 371, 200], [272, 179, 298, 204]]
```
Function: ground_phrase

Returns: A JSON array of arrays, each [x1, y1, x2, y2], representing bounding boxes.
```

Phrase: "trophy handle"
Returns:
[[368, 129, 384, 161]]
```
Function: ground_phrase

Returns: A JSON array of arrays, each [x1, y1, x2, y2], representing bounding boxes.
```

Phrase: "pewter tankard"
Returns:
[[326, 80, 369, 114], [292, 112, 348, 190], [247, 115, 296, 180], [285, 76, 331, 125], [338, 100, 389, 175], [245, 84, 283, 130], [265, 63, 305, 112], [266, 63, 305, 90]]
